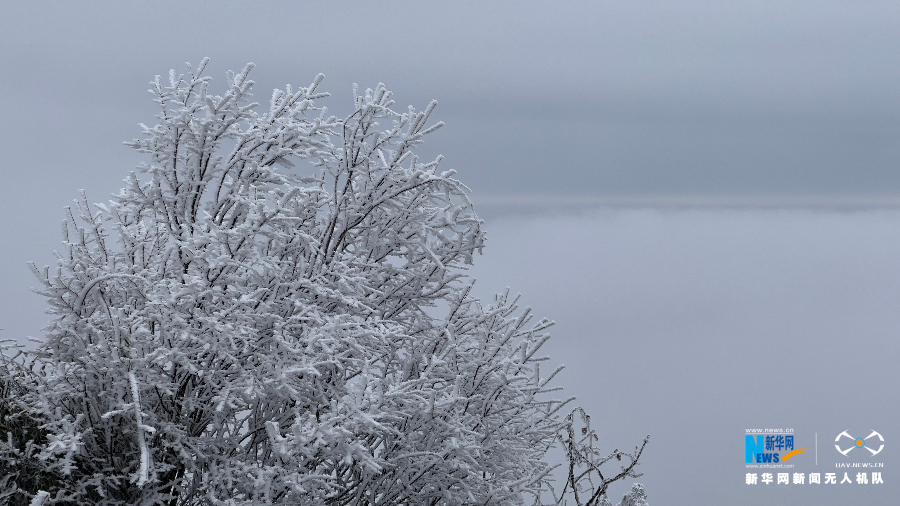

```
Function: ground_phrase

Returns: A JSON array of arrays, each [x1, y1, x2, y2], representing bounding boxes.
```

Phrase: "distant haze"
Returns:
[[469, 208, 900, 505]]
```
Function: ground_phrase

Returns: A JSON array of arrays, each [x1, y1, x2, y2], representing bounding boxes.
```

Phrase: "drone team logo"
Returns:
[[835, 430, 884, 457]]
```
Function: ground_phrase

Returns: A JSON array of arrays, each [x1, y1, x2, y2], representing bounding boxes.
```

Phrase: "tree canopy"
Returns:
[[1, 60, 647, 506]]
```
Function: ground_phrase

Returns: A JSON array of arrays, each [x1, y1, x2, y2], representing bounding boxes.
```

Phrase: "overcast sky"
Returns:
[[1, 2, 898, 504], [3, 1, 900, 203], [468, 208, 900, 505]]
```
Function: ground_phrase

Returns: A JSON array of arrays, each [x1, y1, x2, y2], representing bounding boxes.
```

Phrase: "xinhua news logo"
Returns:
[[746, 434, 808, 464], [835, 430, 884, 457]]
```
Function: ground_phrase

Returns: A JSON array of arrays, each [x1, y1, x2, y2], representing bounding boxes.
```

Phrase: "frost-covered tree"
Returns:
[[13, 60, 647, 506], [0, 346, 66, 506]]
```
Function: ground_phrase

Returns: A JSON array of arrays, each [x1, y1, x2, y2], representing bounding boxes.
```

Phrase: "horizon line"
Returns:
[[469, 194, 900, 209]]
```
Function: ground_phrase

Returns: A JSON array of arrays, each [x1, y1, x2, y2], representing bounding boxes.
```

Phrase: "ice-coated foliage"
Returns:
[[0, 346, 65, 506], [615, 484, 648, 506], [14, 60, 648, 506]]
